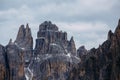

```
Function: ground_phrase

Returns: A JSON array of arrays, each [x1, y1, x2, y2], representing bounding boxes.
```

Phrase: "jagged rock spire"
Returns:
[[15, 25, 25, 43], [26, 23, 29, 28], [115, 19, 120, 38], [35, 21, 77, 56], [115, 19, 120, 31], [107, 30, 113, 40], [67, 36, 77, 56], [14, 23, 33, 63], [8, 38, 13, 45], [15, 24, 33, 48], [70, 36, 74, 42], [25, 23, 31, 38]]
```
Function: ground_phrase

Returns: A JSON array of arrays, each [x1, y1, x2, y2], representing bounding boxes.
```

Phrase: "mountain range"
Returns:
[[0, 19, 120, 80]]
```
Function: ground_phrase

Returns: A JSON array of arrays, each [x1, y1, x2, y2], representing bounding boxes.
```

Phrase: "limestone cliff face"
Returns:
[[6, 43, 25, 80], [15, 24, 33, 63], [77, 46, 87, 61], [35, 21, 76, 56], [0, 45, 6, 80], [30, 21, 79, 80]]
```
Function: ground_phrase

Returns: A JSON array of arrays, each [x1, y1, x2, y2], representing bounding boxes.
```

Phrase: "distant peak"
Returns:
[[20, 24, 25, 30], [70, 36, 74, 42], [15, 25, 25, 42], [26, 23, 29, 29], [39, 21, 58, 31], [115, 19, 120, 37], [79, 46, 85, 49], [107, 30, 113, 40], [15, 24, 33, 46], [25, 23, 31, 32], [25, 24, 32, 38], [43, 21, 52, 24], [118, 18, 120, 27], [41, 21, 52, 26], [8, 39, 13, 44]]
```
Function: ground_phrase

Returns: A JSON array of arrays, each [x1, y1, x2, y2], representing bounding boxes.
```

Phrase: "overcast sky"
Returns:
[[0, 0, 120, 49]]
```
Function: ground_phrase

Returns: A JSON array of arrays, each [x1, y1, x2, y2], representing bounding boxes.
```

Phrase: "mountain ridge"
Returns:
[[0, 19, 120, 80]]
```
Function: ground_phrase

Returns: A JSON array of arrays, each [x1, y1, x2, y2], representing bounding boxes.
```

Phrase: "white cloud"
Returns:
[[30, 0, 119, 17], [57, 22, 109, 32]]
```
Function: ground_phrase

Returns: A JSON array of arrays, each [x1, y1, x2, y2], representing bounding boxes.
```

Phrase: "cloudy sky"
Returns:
[[0, 0, 120, 49]]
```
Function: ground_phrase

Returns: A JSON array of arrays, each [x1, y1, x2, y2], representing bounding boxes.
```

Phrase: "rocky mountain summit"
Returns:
[[0, 20, 120, 80], [35, 21, 76, 56], [68, 19, 120, 80]]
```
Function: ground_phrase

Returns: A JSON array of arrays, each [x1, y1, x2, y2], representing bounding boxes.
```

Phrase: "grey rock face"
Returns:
[[6, 43, 25, 80], [15, 25, 25, 44], [0, 44, 6, 80], [77, 46, 87, 61], [67, 37, 77, 56], [38, 21, 58, 32], [35, 21, 76, 56], [77, 46, 87, 57], [29, 53, 80, 80], [15, 24, 33, 63], [68, 19, 120, 80], [30, 21, 79, 80]]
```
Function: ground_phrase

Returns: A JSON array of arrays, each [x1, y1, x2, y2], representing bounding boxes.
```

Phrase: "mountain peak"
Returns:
[[77, 45, 87, 58], [15, 24, 33, 49], [115, 19, 120, 38], [26, 23, 29, 29], [115, 19, 120, 31], [39, 21, 58, 31], [36, 21, 76, 56], [8, 39, 13, 45], [25, 23, 32, 38], [67, 36, 76, 56], [70, 36, 74, 42], [15, 25, 25, 42], [107, 30, 113, 40], [78, 46, 86, 50]]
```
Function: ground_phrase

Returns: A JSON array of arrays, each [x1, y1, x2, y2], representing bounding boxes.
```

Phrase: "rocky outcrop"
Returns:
[[35, 21, 76, 56], [0, 24, 33, 80], [29, 21, 79, 80], [67, 37, 77, 56], [68, 19, 120, 80], [77, 46, 87, 61], [15, 24, 33, 49], [0, 44, 6, 80], [6, 42, 25, 80], [15, 24, 33, 63]]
